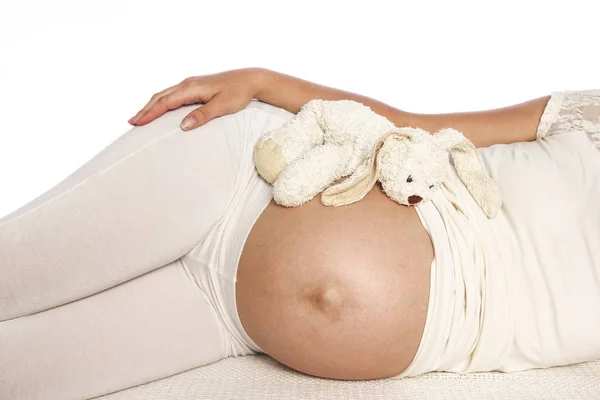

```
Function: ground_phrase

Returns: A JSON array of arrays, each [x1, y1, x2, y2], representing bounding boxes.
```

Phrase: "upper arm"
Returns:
[[390, 95, 553, 148]]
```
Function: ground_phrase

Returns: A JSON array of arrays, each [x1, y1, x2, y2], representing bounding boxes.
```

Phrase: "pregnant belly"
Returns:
[[236, 183, 434, 380]]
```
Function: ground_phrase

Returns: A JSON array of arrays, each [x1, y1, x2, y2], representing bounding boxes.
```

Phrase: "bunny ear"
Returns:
[[432, 127, 467, 149], [321, 160, 375, 206], [321, 130, 407, 206], [449, 138, 503, 218]]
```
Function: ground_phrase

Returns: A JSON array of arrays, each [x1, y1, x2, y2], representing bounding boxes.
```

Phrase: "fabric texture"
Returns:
[[537, 89, 600, 150], [94, 355, 600, 400], [395, 89, 600, 378]]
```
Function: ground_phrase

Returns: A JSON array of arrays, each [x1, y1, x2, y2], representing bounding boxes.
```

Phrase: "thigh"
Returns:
[[0, 259, 226, 400], [0, 101, 284, 321]]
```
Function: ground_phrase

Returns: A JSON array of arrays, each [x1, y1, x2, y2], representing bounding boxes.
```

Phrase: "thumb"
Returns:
[[180, 92, 237, 131]]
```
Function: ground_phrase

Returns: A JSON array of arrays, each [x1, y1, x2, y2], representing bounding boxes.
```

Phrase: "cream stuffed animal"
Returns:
[[254, 99, 502, 218]]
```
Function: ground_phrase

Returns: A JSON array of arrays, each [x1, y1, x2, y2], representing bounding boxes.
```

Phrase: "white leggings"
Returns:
[[0, 100, 295, 400]]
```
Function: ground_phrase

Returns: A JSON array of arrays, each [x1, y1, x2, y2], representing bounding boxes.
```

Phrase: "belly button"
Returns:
[[310, 286, 343, 321]]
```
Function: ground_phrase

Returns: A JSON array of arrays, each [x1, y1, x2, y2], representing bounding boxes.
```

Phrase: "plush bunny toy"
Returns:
[[254, 99, 502, 218]]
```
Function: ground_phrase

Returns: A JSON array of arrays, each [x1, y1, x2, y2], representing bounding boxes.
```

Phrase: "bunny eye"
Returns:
[[429, 184, 434, 189], [406, 175, 413, 183]]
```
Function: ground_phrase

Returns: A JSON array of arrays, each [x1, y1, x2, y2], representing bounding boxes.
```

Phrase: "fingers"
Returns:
[[180, 92, 245, 131], [128, 84, 179, 125], [131, 85, 201, 126], [128, 73, 252, 130]]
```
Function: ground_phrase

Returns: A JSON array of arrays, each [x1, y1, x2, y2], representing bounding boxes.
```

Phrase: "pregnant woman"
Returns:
[[1, 67, 599, 400]]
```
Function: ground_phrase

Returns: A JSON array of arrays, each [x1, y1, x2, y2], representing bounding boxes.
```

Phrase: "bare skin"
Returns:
[[235, 182, 434, 380], [129, 67, 550, 148], [129, 68, 551, 380]]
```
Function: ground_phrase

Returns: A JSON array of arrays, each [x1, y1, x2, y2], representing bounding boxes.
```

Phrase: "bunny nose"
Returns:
[[408, 195, 422, 204]]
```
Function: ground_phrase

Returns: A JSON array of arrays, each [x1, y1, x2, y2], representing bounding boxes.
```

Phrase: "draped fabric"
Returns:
[[394, 90, 600, 378]]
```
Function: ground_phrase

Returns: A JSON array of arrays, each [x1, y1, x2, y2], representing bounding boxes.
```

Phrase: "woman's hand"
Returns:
[[127, 67, 267, 130]]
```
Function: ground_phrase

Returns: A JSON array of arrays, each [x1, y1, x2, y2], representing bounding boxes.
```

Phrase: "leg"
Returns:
[[272, 143, 351, 206], [0, 100, 296, 399], [254, 99, 324, 183], [1, 260, 225, 400], [0, 101, 292, 321]]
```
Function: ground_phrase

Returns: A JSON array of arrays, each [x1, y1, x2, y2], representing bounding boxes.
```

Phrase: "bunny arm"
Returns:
[[254, 99, 326, 184], [450, 140, 503, 218], [431, 128, 503, 218], [273, 143, 353, 207]]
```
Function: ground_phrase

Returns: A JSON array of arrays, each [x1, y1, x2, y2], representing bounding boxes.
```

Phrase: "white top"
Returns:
[[395, 90, 600, 378]]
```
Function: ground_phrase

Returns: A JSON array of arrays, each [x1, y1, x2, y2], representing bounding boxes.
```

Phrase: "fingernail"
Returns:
[[180, 116, 197, 130], [128, 114, 142, 125]]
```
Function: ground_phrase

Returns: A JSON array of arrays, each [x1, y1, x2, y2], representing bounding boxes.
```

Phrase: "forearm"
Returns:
[[253, 68, 406, 125], [253, 68, 550, 148], [401, 96, 551, 147]]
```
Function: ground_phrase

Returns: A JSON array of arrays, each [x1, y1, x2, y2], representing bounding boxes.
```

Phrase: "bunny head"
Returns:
[[376, 127, 449, 206], [321, 127, 503, 218]]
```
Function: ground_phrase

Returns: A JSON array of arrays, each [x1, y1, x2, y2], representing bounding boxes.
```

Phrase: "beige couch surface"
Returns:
[[94, 355, 600, 399]]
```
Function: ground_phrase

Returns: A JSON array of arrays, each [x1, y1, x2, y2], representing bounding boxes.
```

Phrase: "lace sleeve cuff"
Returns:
[[536, 91, 564, 139], [535, 90, 600, 152]]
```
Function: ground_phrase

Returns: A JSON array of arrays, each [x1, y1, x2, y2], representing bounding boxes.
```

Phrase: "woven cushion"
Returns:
[[94, 354, 600, 399]]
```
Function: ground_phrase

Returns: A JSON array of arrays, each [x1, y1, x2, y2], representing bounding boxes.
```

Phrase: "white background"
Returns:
[[1, 0, 599, 217]]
